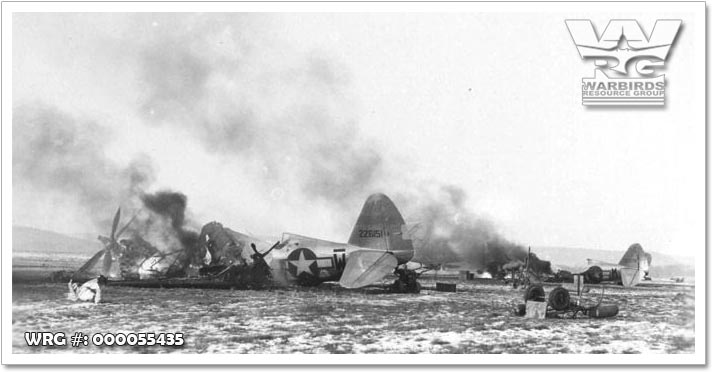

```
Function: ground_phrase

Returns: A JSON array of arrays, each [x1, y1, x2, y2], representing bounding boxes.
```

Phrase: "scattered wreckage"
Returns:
[[515, 283, 619, 319], [66, 208, 279, 290], [63, 194, 425, 293], [506, 248, 620, 319]]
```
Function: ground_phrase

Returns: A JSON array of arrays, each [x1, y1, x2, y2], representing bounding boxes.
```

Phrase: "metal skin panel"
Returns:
[[347, 193, 414, 263], [338, 251, 398, 289]]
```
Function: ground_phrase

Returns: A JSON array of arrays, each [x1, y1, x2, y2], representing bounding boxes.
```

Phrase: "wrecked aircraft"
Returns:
[[71, 193, 423, 292], [73, 208, 159, 281], [70, 204, 277, 289], [265, 193, 421, 292], [582, 243, 652, 287]]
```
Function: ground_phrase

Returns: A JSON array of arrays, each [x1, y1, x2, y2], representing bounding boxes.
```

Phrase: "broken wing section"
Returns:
[[339, 250, 397, 289]]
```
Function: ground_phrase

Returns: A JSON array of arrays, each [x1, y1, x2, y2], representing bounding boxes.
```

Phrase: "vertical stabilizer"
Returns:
[[348, 194, 414, 261], [618, 243, 649, 272], [618, 243, 649, 287]]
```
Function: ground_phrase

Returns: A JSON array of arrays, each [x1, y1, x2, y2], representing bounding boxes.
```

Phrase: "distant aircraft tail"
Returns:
[[618, 243, 650, 271], [618, 243, 651, 287], [347, 193, 414, 263]]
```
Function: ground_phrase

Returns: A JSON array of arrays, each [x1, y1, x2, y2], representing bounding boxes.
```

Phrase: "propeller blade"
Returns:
[[115, 209, 140, 239], [249, 240, 286, 260], [110, 208, 121, 241], [102, 250, 113, 275], [73, 250, 106, 279], [261, 240, 283, 257]]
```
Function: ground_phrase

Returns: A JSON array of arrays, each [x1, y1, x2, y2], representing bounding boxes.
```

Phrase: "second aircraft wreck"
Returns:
[[73, 193, 423, 293]]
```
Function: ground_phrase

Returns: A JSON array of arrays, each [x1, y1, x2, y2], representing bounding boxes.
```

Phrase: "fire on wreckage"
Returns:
[[69, 192, 638, 319], [72, 193, 423, 292]]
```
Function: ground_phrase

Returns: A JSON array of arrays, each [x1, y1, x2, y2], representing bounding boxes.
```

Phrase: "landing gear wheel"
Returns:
[[548, 286, 571, 310], [391, 279, 406, 293], [523, 284, 546, 302], [391, 268, 421, 293]]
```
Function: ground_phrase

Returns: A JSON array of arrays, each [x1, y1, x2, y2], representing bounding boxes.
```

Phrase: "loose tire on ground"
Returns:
[[548, 286, 571, 310], [523, 284, 546, 302], [391, 280, 405, 293]]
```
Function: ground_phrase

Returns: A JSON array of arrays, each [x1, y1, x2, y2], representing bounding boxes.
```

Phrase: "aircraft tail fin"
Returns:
[[618, 243, 650, 286], [348, 194, 414, 260], [618, 243, 650, 271]]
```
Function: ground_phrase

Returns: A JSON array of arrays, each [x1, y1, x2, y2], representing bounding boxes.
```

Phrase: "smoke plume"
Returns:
[[135, 191, 200, 252], [12, 103, 155, 230], [137, 14, 382, 208], [13, 14, 552, 275], [405, 185, 551, 276]]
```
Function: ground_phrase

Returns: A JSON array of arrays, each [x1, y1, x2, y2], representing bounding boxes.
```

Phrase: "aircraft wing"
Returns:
[[586, 258, 622, 267], [588, 258, 644, 271], [339, 251, 398, 289]]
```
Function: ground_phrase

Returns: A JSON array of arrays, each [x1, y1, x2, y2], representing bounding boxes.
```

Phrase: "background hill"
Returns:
[[13, 225, 99, 256], [13, 226, 102, 280]]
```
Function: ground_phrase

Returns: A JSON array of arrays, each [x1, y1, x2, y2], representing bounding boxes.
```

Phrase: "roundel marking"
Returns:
[[287, 248, 319, 277]]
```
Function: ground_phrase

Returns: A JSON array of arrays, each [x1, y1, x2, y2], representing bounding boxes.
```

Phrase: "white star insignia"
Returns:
[[290, 251, 315, 276]]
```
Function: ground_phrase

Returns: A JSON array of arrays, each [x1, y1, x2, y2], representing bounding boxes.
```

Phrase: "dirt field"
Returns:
[[12, 275, 695, 354]]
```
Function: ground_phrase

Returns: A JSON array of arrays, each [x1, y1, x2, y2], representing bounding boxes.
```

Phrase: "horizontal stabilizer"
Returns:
[[339, 251, 397, 289]]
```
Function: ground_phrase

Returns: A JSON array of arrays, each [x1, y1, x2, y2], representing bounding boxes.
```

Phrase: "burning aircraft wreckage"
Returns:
[[63, 191, 643, 319], [63, 191, 556, 294], [61, 192, 398, 290]]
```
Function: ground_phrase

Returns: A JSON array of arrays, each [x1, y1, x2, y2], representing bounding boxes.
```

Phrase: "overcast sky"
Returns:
[[11, 6, 705, 258]]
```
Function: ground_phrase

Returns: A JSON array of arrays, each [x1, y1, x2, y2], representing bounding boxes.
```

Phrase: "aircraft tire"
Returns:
[[548, 286, 571, 310], [523, 284, 546, 302], [391, 279, 406, 293], [411, 281, 421, 294]]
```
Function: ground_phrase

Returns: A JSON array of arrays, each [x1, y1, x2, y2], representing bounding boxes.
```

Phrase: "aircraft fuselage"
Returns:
[[267, 232, 413, 286]]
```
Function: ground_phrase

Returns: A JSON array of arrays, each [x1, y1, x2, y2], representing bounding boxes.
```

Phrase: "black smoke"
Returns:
[[405, 185, 551, 276], [139, 191, 199, 251], [13, 15, 544, 276], [136, 14, 382, 208]]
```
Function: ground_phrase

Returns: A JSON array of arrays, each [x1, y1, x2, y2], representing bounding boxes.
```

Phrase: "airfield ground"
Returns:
[[12, 275, 695, 354]]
